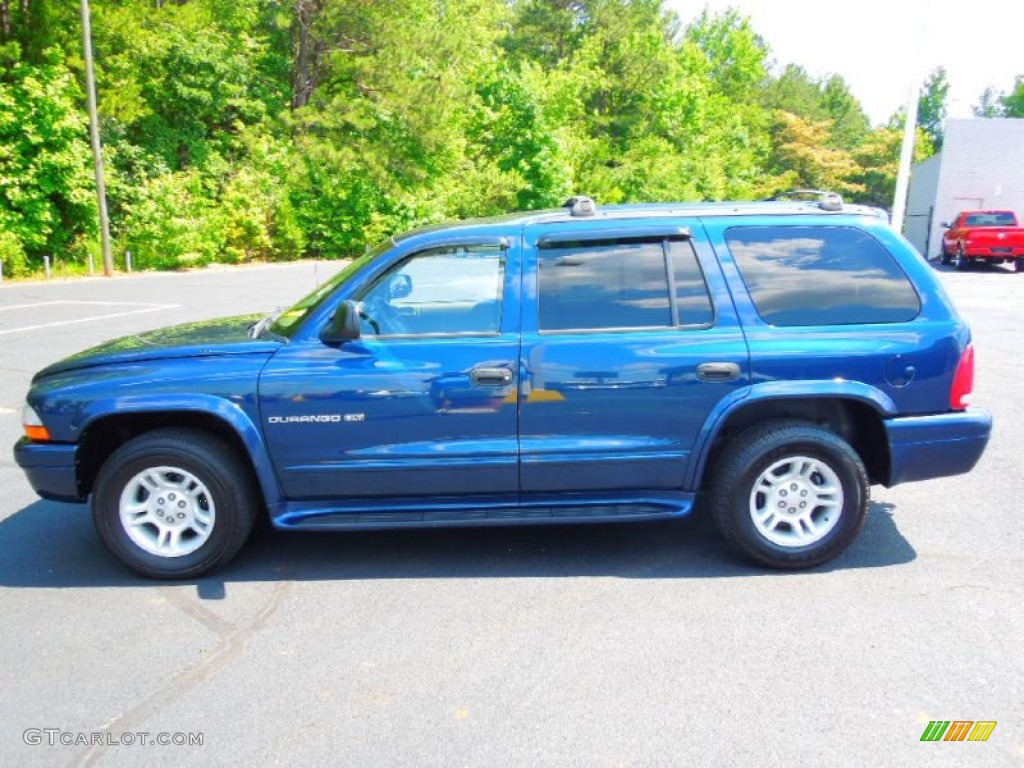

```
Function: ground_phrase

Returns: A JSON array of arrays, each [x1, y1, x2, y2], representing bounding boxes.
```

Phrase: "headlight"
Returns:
[[22, 403, 51, 441]]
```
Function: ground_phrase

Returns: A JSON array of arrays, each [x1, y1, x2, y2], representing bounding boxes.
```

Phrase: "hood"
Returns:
[[35, 314, 283, 379]]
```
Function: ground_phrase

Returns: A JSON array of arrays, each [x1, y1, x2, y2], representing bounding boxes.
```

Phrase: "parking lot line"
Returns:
[[0, 300, 65, 313], [0, 303, 180, 336]]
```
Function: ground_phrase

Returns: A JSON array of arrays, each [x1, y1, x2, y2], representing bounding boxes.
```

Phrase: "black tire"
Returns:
[[939, 247, 952, 265], [710, 420, 869, 569], [1016, 257, 1024, 273], [92, 428, 258, 579], [954, 247, 970, 271]]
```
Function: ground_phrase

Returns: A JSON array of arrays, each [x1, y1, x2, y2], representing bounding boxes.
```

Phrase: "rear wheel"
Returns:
[[92, 428, 258, 579], [710, 421, 869, 569], [955, 247, 971, 271], [1016, 257, 1024, 273]]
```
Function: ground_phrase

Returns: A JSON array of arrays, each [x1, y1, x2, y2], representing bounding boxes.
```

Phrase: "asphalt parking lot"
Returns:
[[0, 259, 1021, 767]]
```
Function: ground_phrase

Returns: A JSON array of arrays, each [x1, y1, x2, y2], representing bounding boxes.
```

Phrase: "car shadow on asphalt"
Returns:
[[928, 258, 1017, 274], [0, 499, 914, 590]]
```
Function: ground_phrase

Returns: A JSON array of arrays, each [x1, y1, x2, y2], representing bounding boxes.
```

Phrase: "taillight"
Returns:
[[950, 344, 975, 410]]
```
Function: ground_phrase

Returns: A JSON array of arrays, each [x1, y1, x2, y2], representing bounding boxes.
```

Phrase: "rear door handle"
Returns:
[[696, 362, 741, 382], [471, 366, 513, 386]]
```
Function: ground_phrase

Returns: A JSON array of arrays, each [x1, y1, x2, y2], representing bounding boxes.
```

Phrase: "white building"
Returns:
[[905, 118, 1024, 259]]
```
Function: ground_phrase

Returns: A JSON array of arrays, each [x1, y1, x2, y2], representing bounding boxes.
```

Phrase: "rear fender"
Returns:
[[686, 380, 896, 489]]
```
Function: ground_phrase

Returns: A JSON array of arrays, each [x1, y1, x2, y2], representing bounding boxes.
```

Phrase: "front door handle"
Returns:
[[471, 366, 513, 386], [696, 362, 741, 382]]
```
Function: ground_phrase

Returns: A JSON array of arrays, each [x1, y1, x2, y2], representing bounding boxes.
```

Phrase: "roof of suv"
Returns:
[[394, 198, 890, 242]]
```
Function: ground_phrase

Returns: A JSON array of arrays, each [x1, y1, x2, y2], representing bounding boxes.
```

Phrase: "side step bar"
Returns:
[[273, 495, 695, 531]]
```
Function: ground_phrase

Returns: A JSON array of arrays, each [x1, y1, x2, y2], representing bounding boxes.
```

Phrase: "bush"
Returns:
[[0, 230, 28, 277]]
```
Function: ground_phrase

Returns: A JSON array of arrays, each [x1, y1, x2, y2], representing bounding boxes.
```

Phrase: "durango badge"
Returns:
[[267, 414, 356, 424]]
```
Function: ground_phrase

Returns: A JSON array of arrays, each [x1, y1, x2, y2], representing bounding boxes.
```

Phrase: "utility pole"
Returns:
[[890, 83, 919, 235], [80, 0, 114, 277], [891, 4, 928, 236]]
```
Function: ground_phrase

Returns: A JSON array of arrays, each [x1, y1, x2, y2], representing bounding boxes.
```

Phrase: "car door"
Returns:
[[517, 222, 750, 494], [259, 235, 521, 501]]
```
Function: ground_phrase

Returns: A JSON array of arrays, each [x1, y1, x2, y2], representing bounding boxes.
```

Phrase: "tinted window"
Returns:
[[539, 239, 670, 331], [726, 226, 920, 326], [670, 240, 715, 326], [357, 245, 504, 336], [538, 238, 712, 331], [964, 212, 1016, 227]]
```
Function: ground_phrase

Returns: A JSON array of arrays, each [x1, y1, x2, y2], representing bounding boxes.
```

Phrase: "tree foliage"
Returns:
[[0, 0, 974, 275], [973, 76, 1024, 118], [917, 67, 948, 151], [0, 46, 95, 274]]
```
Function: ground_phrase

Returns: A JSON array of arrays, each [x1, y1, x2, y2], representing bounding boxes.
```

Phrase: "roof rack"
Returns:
[[563, 195, 596, 217], [769, 189, 844, 212]]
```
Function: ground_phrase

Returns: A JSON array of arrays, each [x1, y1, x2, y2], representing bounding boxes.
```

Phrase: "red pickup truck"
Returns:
[[940, 210, 1024, 272]]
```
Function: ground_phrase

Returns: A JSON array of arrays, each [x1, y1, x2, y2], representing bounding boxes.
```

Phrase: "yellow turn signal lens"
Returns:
[[24, 424, 51, 441]]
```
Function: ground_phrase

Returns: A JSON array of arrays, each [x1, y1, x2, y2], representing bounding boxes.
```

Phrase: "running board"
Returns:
[[273, 495, 694, 531]]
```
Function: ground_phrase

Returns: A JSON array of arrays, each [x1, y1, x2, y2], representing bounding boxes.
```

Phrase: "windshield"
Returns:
[[265, 242, 391, 337]]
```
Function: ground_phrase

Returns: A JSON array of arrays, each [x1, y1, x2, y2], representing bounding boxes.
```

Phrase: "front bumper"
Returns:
[[884, 408, 992, 487], [13, 438, 83, 502]]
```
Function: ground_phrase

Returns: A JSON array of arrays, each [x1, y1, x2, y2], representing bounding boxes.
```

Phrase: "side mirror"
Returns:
[[320, 300, 361, 345], [389, 273, 412, 300], [940, 221, 951, 228]]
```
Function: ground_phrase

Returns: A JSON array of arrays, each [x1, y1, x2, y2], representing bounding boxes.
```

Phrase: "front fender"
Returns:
[[684, 380, 896, 489], [78, 394, 283, 509]]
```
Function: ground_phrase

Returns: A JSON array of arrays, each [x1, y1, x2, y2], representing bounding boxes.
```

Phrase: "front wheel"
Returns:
[[710, 421, 869, 569], [1015, 257, 1024, 273], [939, 247, 952, 265], [92, 428, 258, 579]]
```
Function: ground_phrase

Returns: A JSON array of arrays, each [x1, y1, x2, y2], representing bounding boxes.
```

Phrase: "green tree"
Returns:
[[471, 65, 571, 210], [765, 111, 863, 197], [850, 125, 932, 209], [973, 86, 1004, 117], [0, 47, 95, 274], [502, 0, 587, 68], [0, 0, 887, 272], [761, 65, 827, 119], [821, 74, 870, 149], [1000, 76, 1024, 117], [972, 77, 1024, 118], [917, 67, 949, 150], [762, 65, 868, 150]]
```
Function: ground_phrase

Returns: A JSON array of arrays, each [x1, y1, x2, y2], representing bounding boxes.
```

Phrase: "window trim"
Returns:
[[537, 227, 691, 248]]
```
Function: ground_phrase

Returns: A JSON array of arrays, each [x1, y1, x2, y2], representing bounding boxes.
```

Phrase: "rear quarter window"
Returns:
[[725, 225, 921, 326]]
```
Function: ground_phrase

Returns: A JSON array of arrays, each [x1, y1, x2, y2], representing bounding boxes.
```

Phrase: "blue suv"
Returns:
[[14, 195, 992, 578]]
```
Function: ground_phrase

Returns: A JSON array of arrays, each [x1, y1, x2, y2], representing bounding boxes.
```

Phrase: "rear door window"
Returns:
[[537, 237, 713, 331], [725, 226, 921, 326]]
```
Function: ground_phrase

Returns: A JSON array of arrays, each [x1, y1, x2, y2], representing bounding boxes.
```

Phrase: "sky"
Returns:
[[667, 0, 1024, 125]]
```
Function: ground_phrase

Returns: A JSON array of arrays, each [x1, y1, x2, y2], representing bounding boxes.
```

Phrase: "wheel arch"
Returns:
[[76, 400, 281, 513], [690, 389, 893, 490]]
